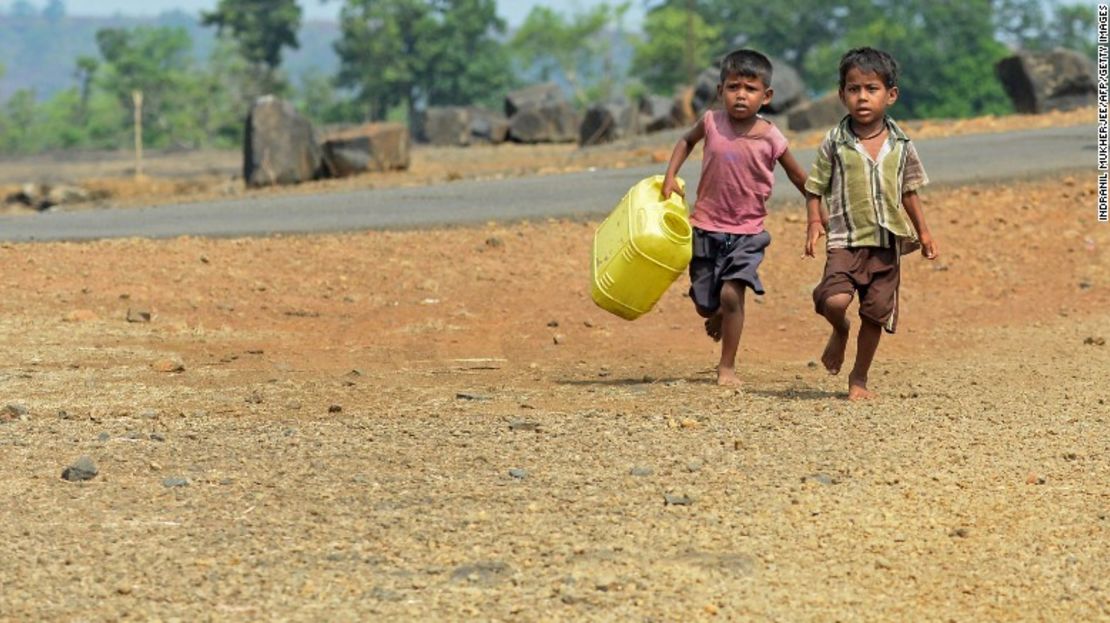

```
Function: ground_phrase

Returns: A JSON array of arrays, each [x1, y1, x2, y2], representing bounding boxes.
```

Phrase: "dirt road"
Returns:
[[0, 173, 1107, 620]]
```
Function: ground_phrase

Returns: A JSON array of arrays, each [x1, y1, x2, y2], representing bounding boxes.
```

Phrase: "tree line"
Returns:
[[0, 0, 1095, 156]]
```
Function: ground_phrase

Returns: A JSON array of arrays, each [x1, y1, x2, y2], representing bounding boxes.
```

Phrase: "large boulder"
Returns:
[[579, 101, 640, 146], [995, 48, 1096, 114], [419, 106, 471, 146], [639, 94, 682, 133], [508, 102, 579, 144], [320, 123, 410, 178], [762, 56, 807, 114], [504, 82, 564, 118], [243, 95, 324, 187], [692, 67, 721, 116], [672, 86, 696, 126], [3, 182, 89, 211], [468, 107, 510, 144], [786, 92, 846, 132]]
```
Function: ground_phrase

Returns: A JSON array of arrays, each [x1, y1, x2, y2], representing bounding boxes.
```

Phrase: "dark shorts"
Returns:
[[688, 228, 771, 314], [812, 246, 901, 333]]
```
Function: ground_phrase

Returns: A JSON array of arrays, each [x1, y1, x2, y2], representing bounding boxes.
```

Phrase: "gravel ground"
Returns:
[[0, 173, 1107, 621]]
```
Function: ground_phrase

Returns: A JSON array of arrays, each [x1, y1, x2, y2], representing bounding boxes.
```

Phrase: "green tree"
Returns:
[[1, 89, 39, 152], [73, 55, 98, 124], [201, 0, 302, 95], [296, 68, 363, 125], [803, 1, 1011, 119], [643, 0, 1022, 119], [1047, 3, 1097, 56], [422, 0, 513, 108], [197, 39, 266, 146], [335, 0, 431, 121], [36, 88, 88, 148], [509, 3, 628, 104], [646, 0, 877, 86], [993, 0, 1048, 47], [632, 4, 721, 94], [94, 26, 208, 147], [992, 0, 1095, 54], [335, 0, 512, 122]]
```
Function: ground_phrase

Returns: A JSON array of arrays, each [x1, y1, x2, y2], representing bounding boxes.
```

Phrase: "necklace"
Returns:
[[851, 121, 886, 141]]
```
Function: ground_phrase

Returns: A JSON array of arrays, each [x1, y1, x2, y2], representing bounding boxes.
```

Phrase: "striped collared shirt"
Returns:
[[804, 115, 929, 251]]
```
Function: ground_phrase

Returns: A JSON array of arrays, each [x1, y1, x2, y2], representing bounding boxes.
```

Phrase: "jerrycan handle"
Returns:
[[642, 176, 691, 244], [650, 174, 688, 214]]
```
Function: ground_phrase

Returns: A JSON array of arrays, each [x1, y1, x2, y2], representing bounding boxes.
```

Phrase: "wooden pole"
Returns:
[[132, 90, 143, 179]]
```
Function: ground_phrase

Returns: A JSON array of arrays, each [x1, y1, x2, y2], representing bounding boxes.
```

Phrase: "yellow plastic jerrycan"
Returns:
[[590, 175, 693, 320]]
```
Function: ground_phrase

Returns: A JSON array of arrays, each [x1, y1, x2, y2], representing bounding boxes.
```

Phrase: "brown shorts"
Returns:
[[813, 246, 901, 333]]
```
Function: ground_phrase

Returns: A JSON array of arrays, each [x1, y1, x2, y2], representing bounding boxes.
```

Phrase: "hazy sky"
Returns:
[[49, 0, 646, 27]]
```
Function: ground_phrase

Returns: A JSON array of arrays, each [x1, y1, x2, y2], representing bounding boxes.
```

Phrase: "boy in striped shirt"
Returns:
[[803, 47, 939, 400]]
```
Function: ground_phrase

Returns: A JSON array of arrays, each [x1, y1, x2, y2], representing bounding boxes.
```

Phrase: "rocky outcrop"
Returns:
[[579, 101, 640, 146], [786, 92, 845, 132], [468, 107, 510, 144], [243, 96, 324, 188], [419, 106, 471, 146], [995, 48, 1097, 114], [692, 68, 721, 116], [504, 82, 564, 118], [509, 102, 578, 143], [4, 182, 92, 211], [320, 123, 410, 178], [503, 83, 578, 144], [672, 86, 696, 127], [762, 56, 807, 114], [639, 94, 682, 133]]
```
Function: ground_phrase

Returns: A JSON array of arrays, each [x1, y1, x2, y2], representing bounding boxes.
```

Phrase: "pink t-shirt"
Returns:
[[690, 110, 789, 235]]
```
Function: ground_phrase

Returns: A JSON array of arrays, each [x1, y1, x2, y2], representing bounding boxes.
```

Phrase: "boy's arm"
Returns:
[[777, 148, 808, 196], [802, 132, 835, 258], [804, 193, 825, 258], [661, 117, 706, 199], [902, 190, 938, 259]]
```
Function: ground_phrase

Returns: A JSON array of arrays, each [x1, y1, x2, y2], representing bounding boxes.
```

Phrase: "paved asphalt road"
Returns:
[[0, 124, 1095, 243]]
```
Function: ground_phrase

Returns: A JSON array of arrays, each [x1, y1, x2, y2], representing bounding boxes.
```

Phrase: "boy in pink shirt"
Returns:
[[662, 49, 808, 386]]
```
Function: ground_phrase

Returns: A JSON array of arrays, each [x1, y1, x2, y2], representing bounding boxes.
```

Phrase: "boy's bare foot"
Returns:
[[821, 322, 850, 374], [847, 375, 876, 400], [716, 366, 742, 387], [704, 312, 723, 342]]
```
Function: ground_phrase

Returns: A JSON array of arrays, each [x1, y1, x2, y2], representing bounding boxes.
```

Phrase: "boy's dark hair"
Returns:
[[839, 47, 899, 89], [719, 49, 773, 87]]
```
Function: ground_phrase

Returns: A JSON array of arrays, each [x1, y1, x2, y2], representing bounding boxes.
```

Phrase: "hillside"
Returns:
[[0, 10, 340, 101]]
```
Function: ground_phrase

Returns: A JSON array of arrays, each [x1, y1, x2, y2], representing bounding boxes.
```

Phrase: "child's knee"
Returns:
[[719, 281, 745, 311], [819, 292, 852, 315]]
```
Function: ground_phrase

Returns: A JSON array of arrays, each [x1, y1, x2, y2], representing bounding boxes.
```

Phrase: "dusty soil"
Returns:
[[0, 167, 1107, 619], [0, 106, 1094, 214]]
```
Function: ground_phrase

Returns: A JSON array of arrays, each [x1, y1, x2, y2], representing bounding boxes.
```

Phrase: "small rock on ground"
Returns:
[[61, 456, 98, 482]]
